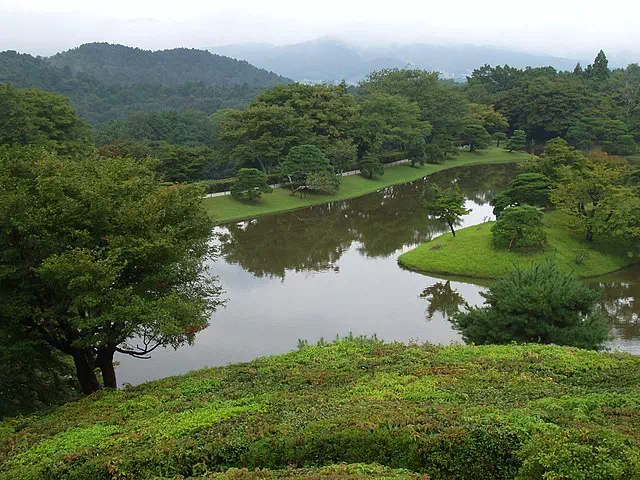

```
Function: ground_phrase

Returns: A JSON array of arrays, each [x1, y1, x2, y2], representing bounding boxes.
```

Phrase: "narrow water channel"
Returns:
[[117, 163, 640, 385]]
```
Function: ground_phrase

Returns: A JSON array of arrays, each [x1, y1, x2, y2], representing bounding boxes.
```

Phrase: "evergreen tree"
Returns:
[[506, 130, 527, 152], [452, 261, 609, 349]]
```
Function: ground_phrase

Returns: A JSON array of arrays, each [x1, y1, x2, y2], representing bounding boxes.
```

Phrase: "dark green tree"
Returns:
[[324, 139, 358, 173], [491, 205, 547, 250], [423, 184, 470, 236], [587, 50, 610, 82], [230, 168, 273, 201], [459, 119, 492, 151], [281, 144, 333, 188], [603, 135, 637, 156], [358, 154, 384, 179], [493, 132, 508, 147], [492, 172, 553, 217], [0, 146, 223, 394], [424, 144, 445, 164], [452, 261, 609, 349], [0, 84, 93, 156], [506, 130, 527, 151], [220, 103, 311, 174]]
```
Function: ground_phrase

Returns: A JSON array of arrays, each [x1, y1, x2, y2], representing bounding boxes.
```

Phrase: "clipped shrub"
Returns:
[[491, 205, 547, 251], [230, 168, 272, 201]]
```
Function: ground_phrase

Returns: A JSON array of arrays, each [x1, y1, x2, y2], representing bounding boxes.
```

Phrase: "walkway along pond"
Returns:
[[117, 163, 640, 385]]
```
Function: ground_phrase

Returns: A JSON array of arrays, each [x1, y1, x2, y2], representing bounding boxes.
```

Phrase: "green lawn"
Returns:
[[2, 338, 640, 479], [204, 148, 531, 224], [398, 210, 637, 279]]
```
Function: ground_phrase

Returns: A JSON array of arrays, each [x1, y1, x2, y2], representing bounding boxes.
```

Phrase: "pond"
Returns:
[[116, 163, 640, 385]]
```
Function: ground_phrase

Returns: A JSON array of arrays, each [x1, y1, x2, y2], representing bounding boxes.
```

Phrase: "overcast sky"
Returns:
[[1, 0, 639, 60]]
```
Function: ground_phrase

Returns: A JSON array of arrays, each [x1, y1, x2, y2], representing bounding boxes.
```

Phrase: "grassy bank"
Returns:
[[398, 211, 636, 279], [204, 148, 531, 224], [2, 337, 640, 479]]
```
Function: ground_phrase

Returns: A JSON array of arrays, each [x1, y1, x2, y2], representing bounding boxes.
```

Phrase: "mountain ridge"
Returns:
[[209, 38, 590, 83]]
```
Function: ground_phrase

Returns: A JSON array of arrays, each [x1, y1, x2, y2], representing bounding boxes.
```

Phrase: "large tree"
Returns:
[[361, 69, 466, 141], [219, 103, 311, 173], [280, 144, 334, 190], [459, 119, 492, 151], [0, 84, 93, 156], [0, 146, 223, 394], [550, 151, 632, 241]]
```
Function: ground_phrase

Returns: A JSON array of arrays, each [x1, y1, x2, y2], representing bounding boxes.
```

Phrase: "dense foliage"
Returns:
[[1, 338, 639, 479], [453, 262, 609, 349], [423, 184, 470, 236], [491, 205, 547, 250], [0, 48, 287, 124], [230, 168, 272, 201], [47, 43, 290, 87], [0, 146, 223, 394], [0, 84, 93, 155]]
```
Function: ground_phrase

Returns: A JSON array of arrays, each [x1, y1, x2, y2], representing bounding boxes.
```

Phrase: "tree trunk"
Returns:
[[72, 350, 101, 394], [585, 229, 594, 242], [97, 348, 117, 389], [448, 221, 456, 237]]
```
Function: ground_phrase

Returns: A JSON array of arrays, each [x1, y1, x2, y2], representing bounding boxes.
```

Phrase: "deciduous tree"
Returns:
[[0, 146, 223, 394]]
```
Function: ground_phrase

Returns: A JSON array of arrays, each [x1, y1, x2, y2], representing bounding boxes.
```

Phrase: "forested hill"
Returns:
[[47, 43, 290, 86], [0, 46, 292, 124]]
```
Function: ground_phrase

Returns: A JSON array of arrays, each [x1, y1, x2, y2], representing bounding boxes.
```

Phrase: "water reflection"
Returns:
[[590, 266, 640, 353], [420, 281, 466, 320], [218, 164, 514, 279]]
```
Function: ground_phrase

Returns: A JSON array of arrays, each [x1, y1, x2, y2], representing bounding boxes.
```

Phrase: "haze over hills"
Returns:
[[48, 43, 290, 87], [210, 38, 591, 83], [0, 43, 292, 123]]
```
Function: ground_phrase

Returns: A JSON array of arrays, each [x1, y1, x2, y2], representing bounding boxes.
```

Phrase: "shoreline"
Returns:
[[204, 148, 532, 224], [398, 214, 638, 280]]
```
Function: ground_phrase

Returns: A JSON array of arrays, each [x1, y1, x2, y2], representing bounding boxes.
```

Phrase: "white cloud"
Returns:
[[1, 0, 639, 58]]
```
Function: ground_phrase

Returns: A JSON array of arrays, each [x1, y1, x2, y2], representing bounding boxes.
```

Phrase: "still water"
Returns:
[[117, 164, 639, 385]]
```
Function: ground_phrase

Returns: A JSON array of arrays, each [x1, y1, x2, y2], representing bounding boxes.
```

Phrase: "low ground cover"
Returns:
[[204, 148, 530, 224], [2, 337, 640, 479], [398, 210, 636, 279]]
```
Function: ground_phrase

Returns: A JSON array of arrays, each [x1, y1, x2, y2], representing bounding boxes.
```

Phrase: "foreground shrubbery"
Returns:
[[2, 338, 639, 479]]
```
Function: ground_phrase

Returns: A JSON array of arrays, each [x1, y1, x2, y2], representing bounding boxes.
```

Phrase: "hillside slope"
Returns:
[[0, 46, 291, 123], [48, 43, 290, 87], [2, 338, 639, 479]]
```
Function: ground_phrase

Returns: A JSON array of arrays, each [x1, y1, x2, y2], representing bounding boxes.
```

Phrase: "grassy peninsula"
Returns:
[[398, 210, 637, 279], [2, 337, 640, 480], [204, 148, 531, 224]]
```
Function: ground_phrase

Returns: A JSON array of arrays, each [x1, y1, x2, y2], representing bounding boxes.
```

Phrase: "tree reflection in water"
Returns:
[[420, 281, 466, 320], [218, 163, 518, 279]]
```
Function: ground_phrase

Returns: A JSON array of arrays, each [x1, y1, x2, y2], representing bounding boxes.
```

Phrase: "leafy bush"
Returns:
[[491, 205, 547, 250], [2, 339, 638, 479]]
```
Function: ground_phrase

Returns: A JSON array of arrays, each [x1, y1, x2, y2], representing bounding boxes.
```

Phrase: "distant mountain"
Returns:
[[209, 38, 583, 83], [0, 45, 292, 124], [48, 43, 290, 87]]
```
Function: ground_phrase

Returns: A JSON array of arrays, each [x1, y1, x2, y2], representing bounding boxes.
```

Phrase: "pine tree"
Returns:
[[590, 50, 610, 81]]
